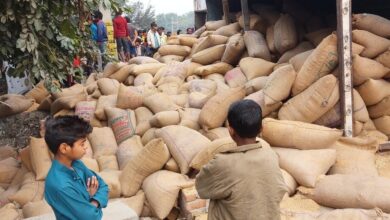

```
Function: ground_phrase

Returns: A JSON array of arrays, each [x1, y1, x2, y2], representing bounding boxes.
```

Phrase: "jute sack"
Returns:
[[245, 76, 268, 95], [158, 45, 191, 57], [51, 84, 84, 100], [0, 146, 17, 161], [281, 208, 390, 220], [329, 140, 378, 176], [25, 81, 49, 104], [190, 35, 229, 57], [170, 94, 189, 108], [50, 91, 87, 115], [222, 34, 246, 66], [94, 95, 117, 121], [244, 30, 271, 60], [314, 102, 341, 128], [109, 64, 134, 83], [23, 200, 54, 218], [376, 49, 390, 68], [272, 147, 336, 187], [80, 157, 99, 173], [8, 172, 44, 206], [302, 174, 390, 212], [214, 22, 241, 37], [190, 137, 236, 170], [244, 90, 282, 117], [0, 166, 27, 205], [289, 49, 313, 73], [105, 107, 137, 144], [0, 203, 21, 219], [277, 41, 314, 64], [143, 92, 180, 113], [19, 146, 33, 172], [119, 190, 145, 216], [192, 44, 226, 65], [274, 14, 298, 54], [352, 13, 390, 38], [141, 128, 157, 146], [116, 84, 143, 110], [149, 111, 180, 128], [194, 62, 233, 76], [193, 26, 206, 37], [199, 87, 246, 130], [129, 56, 159, 65], [103, 62, 127, 78], [204, 127, 230, 140], [155, 125, 210, 174], [131, 63, 166, 76], [157, 81, 181, 95], [179, 36, 198, 47], [97, 155, 119, 171], [281, 169, 297, 196], [75, 101, 96, 122], [54, 109, 75, 117], [120, 138, 170, 197], [352, 30, 390, 58], [29, 137, 52, 181], [304, 28, 333, 46], [238, 14, 267, 33], [88, 127, 118, 158], [352, 55, 390, 86], [261, 118, 343, 150], [0, 94, 34, 118], [205, 20, 226, 31], [164, 158, 180, 173], [159, 55, 184, 64], [142, 170, 193, 219], [368, 96, 390, 119], [266, 26, 276, 53], [373, 116, 390, 137], [135, 107, 153, 136], [167, 38, 180, 45], [224, 67, 247, 88], [353, 89, 370, 122], [134, 73, 154, 86], [0, 157, 19, 185], [292, 34, 338, 95], [86, 72, 97, 86], [263, 64, 296, 106], [188, 92, 213, 109], [97, 78, 120, 95], [239, 57, 275, 80], [357, 79, 390, 106], [117, 135, 143, 170], [279, 75, 339, 123], [99, 170, 121, 198], [189, 79, 217, 94]]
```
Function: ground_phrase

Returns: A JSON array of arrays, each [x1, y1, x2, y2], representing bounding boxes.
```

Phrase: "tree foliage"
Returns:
[[156, 12, 195, 34], [126, 1, 156, 30]]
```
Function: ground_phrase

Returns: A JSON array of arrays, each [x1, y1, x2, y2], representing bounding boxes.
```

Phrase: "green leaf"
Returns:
[[45, 28, 53, 39], [34, 19, 42, 31]]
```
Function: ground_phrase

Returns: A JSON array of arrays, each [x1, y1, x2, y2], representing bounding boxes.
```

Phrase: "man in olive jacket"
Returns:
[[195, 100, 287, 220]]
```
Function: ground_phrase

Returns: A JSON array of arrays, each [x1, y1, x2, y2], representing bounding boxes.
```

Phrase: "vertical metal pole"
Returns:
[[337, 0, 353, 137], [222, 0, 230, 25], [241, 0, 250, 31]]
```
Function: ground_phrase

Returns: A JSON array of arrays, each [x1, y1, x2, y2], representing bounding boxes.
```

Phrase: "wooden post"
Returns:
[[222, 0, 230, 25], [241, 0, 250, 31], [337, 0, 353, 137]]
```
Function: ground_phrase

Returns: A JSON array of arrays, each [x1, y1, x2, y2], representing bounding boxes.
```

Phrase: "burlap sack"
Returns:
[[158, 45, 191, 57], [50, 91, 87, 115], [279, 75, 339, 123], [303, 174, 390, 212], [352, 30, 390, 58], [353, 89, 370, 122], [224, 67, 247, 88], [200, 31, 213, 38], [357, 79, 390, 106], [221, 34, 245, 66], [94, 95, 117, 121], [304, 28, 333, 46], [278, 41, 314, 64], [109, 64, 134, 83], [119, 190, 145, 216], [0, 157, 19, 185], [117, 135, 143, 170], [289, 49, 313, 72], [193, 26, 206, 37], [99, 170, 121, 198], [8, 172, 44, 206], [192, 44, 226, 65], [29, 137, 52, 181], [25, 81, 49, 104], [190, 137, 236, 170], [281, 169, 297, 196], [244, 30, 271, 60], [238, 13, 267, 33], [149, 111, 180, 128], [80, 157, 99, 173], [155, 125, 210, 174], [0, 146, 17, 161], [274, 14, 298, 54], [292, 34, 338, 95], [352, 54, 390, 86], [143, 92, 180, 113], [88, 127, 118, 158], [0, 94, 34, 118], [194, 62, 233, 76], [0, 203, 21, 219], [142, 170, 193, 219], [164, 158, 180, 173], [167, 38, 180, 45], [273, 147, 336, 187], [22, 200, 54, 218], [373, 116, 390, 137], [129, 56, 159, 65], [352, 13, 390, 38], [244, 90, 282, 117], [97, 155, 119, 171], [190, 35, 228, 58], [134, 73, 154, 87], [51, 84, 84, 100], [159, 55, 184, 64], [105, 107, 136, 144], [141, 128, 157, 145], [75, 100, 96, 122], [205, 20, 226, 31], [245, 76, 268, 95], [97, 78, 120, 95], [368, 96, 390, 119], [120, 138, 170, 197], [116, 84, 143, 110], [376, 49, 390, 68], [170, 94, 189, 108], [239, 57, 275, 80], [204, 127, 230, 141], [266, 26, 277, 53], [158, 81, 181, 95], [214, 22, 241, 37], [179, 36, 198, 47], [262, 118, 343, 150], [199, 87, 245, 130], [314, 102, 341, 128], [134, 107, 153, 136], [131, 63, 166, 76], [103, 62, 127, 77], [263, 64, 296, 106]]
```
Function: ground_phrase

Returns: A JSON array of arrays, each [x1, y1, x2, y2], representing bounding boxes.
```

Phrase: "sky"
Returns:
[[132, 0, 194, 15]]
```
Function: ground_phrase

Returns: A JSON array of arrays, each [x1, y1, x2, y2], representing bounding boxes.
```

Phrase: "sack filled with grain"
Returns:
[[0, 157, 19, 185], [129, 56, 159, 65], [281, 169, 297, 196], [94, 95, 117, 121], [373, 116, 390, 137], [149, 111, 180, 128], [131, 63, 166, 76], [25, 81, 49, 104], [120, 138, 170, 197], [304, 28, 333, 46], [356, 79, 390, 106], [279, 75, 339, 123], [0, 94, 34, 118], [8, 172, 44, 206], [22, 200, 54, 218], [103, 62, 127, 78], [88, 127, 118, 158], [143, 92, 180, 113], [314, 102, 341, 128], [99, 171, 121, 198], [368, 96, 390, 119], [205, 20, 226, 31], [203, 127, 230, 141], [190, 35, 229, 56], [266, 26, 277, 53], [245, 76, 268, 95], [159, 55, 184, 64], [105, 107, 136, 144], [178, 108, 201, 130], [352, 13, 390, 38], [134, 73, 154, 87], [194, 62, 233, 76], [221, 34, 245, 65], [352, 30, 390, 58], [224, 67, 247, 88], [244, 30, 271, 60], [352, 55, 389, 86], [352, 89, 370, 123], [118, 190, 145, 217], [50, 90, 87, 115], [158, 45, 191, 57], [262, 118, 343, 150], [274, 14, 298, 54], [289, 49, 313, 72], [97, 78, 120, 95], [178, 35, 198, 47], [109, 64, 134, 83], [244, 90, 282, 117], [239, 57, 275, 80], [80, 157, 99, 173], [238, 14, 267, 33], [263, 64, 296, 106], [29, 137, 52, 181], [376, 49, 390, 68], [273, 147, 336, 187], [192, 44, 226, 65], [117, 135, 143, 170], [278, 41, 314, 64], [214, 22, 241, 37], [116, 84, 143, 110], [135, 107, 153, 136]]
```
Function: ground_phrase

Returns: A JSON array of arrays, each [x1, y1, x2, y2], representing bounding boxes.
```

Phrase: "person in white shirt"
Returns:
[[147, 22, 161, 56]]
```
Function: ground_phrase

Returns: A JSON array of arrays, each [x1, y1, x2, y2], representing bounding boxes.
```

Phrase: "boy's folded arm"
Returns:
[[91, 173, 109, 208]]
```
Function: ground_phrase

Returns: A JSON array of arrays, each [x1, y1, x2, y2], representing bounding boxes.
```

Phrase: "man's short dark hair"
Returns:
[[125, 16, 131, 23], [93, 10, 103, 20], [44, 116, 92, 154], [151, 22, 157, 28], [227, 100, 262, 138]]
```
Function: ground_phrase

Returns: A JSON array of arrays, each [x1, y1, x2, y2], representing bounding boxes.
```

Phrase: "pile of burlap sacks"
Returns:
[[1, 2, 390, 219]]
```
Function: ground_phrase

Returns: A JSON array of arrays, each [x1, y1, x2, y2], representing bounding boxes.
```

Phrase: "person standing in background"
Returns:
[[176, 29, 182, 35], [113, 9, 129, 61], [125, 16, 138, 59], [92, 11, 107, 72], [186, 27, 194, 34], [158, 27, 167, 46], [147, 22, 161, 56]]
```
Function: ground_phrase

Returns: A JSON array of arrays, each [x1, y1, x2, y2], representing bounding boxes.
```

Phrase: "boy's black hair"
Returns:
[[45, 115, 93, 154], [93, 10, 103, 20], [227, 100, 262, 138], [151, 22, 157, 28]]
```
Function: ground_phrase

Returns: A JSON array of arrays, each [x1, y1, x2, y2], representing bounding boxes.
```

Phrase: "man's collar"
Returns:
[[220, 142, 262, 154]]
